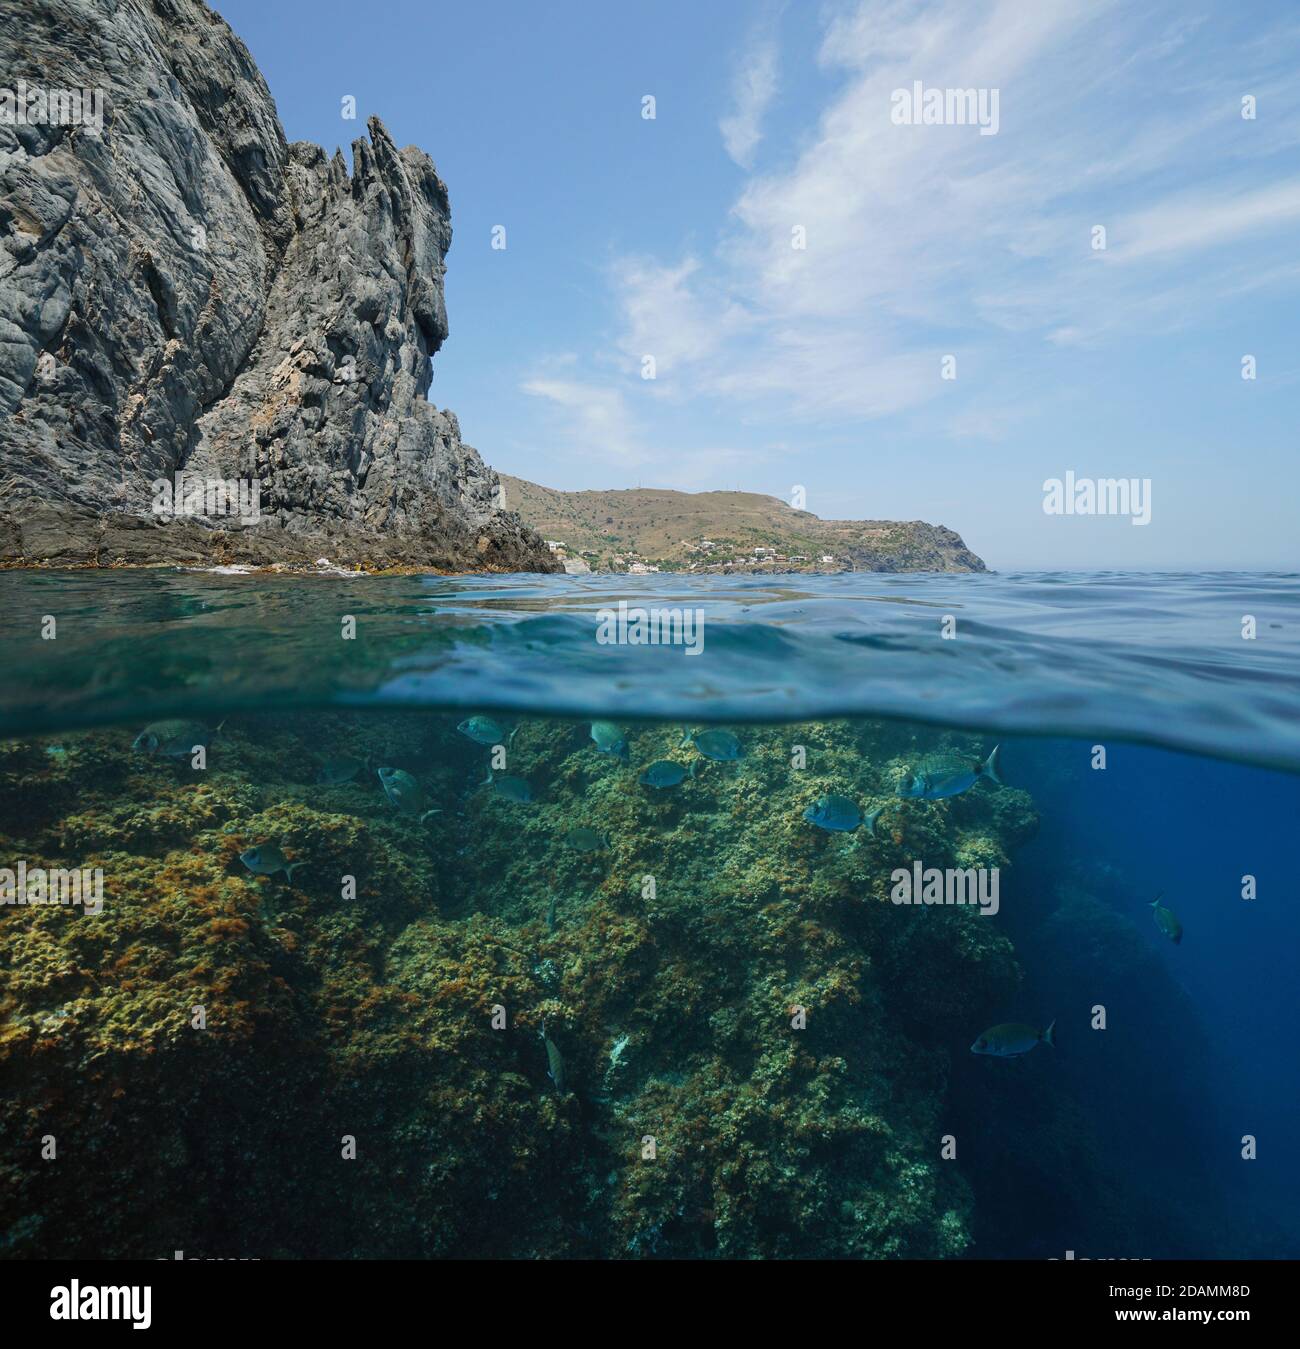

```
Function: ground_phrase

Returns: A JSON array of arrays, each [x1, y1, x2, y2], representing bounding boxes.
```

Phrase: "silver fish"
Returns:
[[640, 760, 689, 788], [377, 767, 441, 823], [488, 772, 532, 803], [803, 795, 885, 835], [240, 844, 304, 883], [458, 715, 507, 747], [971, 1020, 1055, 1057], [133, 719, 221, 758], [317, 756, 364, 785], [898, 746, 1002, 800], [590, 721, 628, 760], [1150, 893, 1183, 945], [564, 827, 607, 852], [688, 729, 744, 762], [541, 1021, 565, 1093]]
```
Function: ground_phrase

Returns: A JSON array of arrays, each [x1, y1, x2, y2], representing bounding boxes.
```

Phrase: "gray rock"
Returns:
[[0, 0, 558, 573]]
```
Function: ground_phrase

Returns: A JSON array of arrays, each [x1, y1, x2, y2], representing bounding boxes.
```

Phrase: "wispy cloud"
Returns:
[[521, 377, 646, 465], [528, 0, 1300, 483], [719, 16, 781, 169], [1108, 180, 1300, 262]]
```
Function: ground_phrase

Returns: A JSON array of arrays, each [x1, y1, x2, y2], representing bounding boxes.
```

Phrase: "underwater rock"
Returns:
[[0, 712, 1044, 1258], [0, 0, 557, 575]]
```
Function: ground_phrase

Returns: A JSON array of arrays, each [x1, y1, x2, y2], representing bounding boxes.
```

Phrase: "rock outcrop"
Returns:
[[0, 0, 557, 572]]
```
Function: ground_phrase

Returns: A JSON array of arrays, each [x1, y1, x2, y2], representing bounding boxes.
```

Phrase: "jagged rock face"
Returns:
[[0, 0, 557, 571]]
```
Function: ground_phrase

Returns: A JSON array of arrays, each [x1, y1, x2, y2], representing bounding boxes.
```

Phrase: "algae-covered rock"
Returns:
[[0, 712, 1039, 1258]]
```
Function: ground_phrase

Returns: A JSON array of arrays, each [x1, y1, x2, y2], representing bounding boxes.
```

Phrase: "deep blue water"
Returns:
[[973, 737, 1300, 1257], [1, 567, 1296, 1258]]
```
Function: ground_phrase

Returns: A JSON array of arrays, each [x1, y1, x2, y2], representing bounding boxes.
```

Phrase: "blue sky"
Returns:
[[215, 0, 1300, 570]]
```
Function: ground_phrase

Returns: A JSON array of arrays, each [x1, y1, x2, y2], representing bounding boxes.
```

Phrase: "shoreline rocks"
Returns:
[[0, 0, 558, 574]]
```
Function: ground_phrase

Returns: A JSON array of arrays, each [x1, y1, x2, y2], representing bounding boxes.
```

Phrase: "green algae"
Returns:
[[0, 710, 1041, 1258]]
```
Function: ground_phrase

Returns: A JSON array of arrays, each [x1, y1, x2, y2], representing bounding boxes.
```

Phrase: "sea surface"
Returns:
[[0, 569, 1296, 1259]]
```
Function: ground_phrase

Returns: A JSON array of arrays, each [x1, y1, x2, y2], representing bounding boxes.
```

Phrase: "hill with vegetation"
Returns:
[[500, 477, 986, 573]]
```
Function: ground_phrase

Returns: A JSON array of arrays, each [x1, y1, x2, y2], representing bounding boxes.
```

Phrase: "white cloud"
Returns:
[[1108, 180, 1300, 263], [613, 257, 749, 378], [527, 0, 1300, 479], [520, 378, 646, 465], [719, 23, 780, 169]]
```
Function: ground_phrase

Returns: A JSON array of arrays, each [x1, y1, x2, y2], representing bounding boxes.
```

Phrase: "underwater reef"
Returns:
[[0, 712, 1044, 1258]]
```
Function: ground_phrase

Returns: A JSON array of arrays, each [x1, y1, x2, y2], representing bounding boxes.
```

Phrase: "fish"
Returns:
[[316, 756, 364, 785], [132, 719, 221, 758], [802, 794, 884, 834], [547, 896, 559, 931], [971, 1020, 1056, 1057], [687, 729, 744, 762], [590, 721, 628, 760], [1150, 893, 1183, 945], [804, 794, 860, 831], [488, 772, 532, 804], [458, 715, 507, 747], [239, 844, 305, 883], [639, 760, 688, 789], [897, 746, 1002, 800], [376, 766, 442, 823], [541, 1021, 565, 1093], [564, 827, 607, 852]]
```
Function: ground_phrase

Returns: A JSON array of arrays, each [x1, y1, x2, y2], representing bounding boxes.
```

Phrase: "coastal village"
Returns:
[[544, 537, 845, 575]]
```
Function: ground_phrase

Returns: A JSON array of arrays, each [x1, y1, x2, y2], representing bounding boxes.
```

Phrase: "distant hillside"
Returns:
[[500, 477, 986, 574]]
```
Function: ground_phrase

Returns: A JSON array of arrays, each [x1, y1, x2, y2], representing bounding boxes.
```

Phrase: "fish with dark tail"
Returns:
[[803, 795, 885, 835], [240, 844, 305, 883], [317, 755, 366, 785], [540, 1021, 565, 1093], [897, 746, 1003, 800], [377, 767, 442, 824], [133, 718, 224, 759], [971, 1020, 1055, 1058], [590, 721, 628, 760], [1150, 893, 1183, 945]]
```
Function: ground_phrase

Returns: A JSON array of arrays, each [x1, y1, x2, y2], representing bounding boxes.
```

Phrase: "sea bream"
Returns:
[[639, 760, 689, 789], [541, 1021, 565, 1093], [132, 719, 222, 759], [564, 827, 607, 852], [683, 728, 744, 762], [897, 746, 1003, 800], [458, 716, 508, 747], [484, 770, 532, 803], [971, 1020, 1055, 1058], [590, 721, 628, 760], [803, 795, 885, 835], [1150, 893, 1183, 945], [316, 756, 365, 785], [239, 844, 305, 883], [376, 767, 442, 823]]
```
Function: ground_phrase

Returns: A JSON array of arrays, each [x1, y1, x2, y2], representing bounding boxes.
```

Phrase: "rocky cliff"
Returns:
[[0, 0, 557, 572]]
